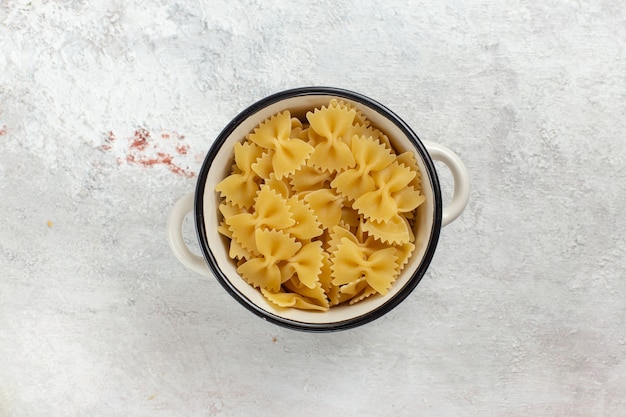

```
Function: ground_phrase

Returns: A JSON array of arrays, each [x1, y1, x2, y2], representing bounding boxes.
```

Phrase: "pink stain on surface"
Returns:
[[0, 125, 7, 136], [176, 144, 189, 155], [101, 128, 195, 178], [130, 128, 150, 151]]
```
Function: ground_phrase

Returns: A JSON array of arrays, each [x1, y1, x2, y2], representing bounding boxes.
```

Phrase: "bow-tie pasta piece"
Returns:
[[327, 225, 359, 256], [333, 277, 368, 305], [237, 228, 301, 292], [345, 122, 393, 150], [248, 110, 313, 179], [219, 201, 248, 218], [339, 277, 369, 297], [290, 116, 304, 134], [280, 240, 324, 289], [360, 213, 413, 245], [337, 277, 378, 305], [340, 204, 361, 231], [251, 149, 274, 180], [330, 99, 370, 127], [313, 250, 343, 307], [394, 241, 416, 276], [352, 161, 419, 222], [226, 185, 294, 255], [331, 238, 398, 295], [348, 285, 378, 305], [218, 221, 250, 260], [265, 173, 293, 199], [302, 188, 344, 231], [317, 251, 333, 292], [286, 196, 323, 240], [350, 134, 394, 168], [296, 124, 310, 140], [283, 276, 329, 309], [261, 288, 329, 312], [396, 151, 423, 191], [327, 285, 342, 306], [289, 117, 307, 150], [331, 135, 396, 201], [394, 187, 426, 215], [328, 225, 389, 263], [358, 229, 392, 256], [306, 102, 356, 173], [290, 164, 333, 194], [218, 203, 249, 251], [215, 141, 263, 209], [218, 200, 253, 260]]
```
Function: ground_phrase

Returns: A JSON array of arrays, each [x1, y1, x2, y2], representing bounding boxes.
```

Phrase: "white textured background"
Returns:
[[1, 1, 625, 416]]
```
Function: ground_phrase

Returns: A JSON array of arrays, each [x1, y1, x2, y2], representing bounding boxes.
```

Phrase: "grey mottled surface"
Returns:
[[1, 1, 625, 416]]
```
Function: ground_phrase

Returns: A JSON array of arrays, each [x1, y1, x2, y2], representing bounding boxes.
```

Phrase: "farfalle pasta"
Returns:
[[248, 111, 314, 179], [331, 135, 396, 201], [306, 102, 356, 173], [225, 185, 294, 255], [215, 141, 263, 209], [237, 228, 300, 292], [216, 99, 426, 311]]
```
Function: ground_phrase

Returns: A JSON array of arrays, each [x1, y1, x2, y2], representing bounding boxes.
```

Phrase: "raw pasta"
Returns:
[[215, 141, 263, 209], [331, 135, 396, 201], [306, 101, 356, 173], [216, 99, 426, 311], [247, 111, 314, 179]]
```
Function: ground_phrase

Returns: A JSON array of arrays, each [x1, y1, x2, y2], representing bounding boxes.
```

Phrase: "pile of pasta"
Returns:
[[215, 99, 425, 311]]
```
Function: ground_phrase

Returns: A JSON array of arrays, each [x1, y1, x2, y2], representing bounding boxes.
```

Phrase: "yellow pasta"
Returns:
[[340, 277, 370, 299], [280, 240, 324, 289], [285, 196, 323, 240], [215, 141, 263, 208], [337, 275, 379, 305], [251, 150, 274, 180], [349, 285, 379, 305], [331, 135, 396, 201], [237, 228, 301, 292], [290, 164, 332, 193], [353, 161, 423, 222], [394, 241, 416, 276], [306, 102, 356, 173], [360, 214, 413, 245], [317, 251, 333, 293], [283, 277, 329, 309], [396, 151, 423, 190], [345, 123, 393, 150], [302, 188, 344, 231], [218, 221, 250, 260], [330, 99, 370, 127], [248, 110, 314, 179], [226, 185, 294, 255], [340, 204, 361, 231], [265, 173, 292, 199], [331, 238, 398, 295], [261, 288, 329, 312], [218, 200, 248, 218], [215, 99, 425, 311]]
